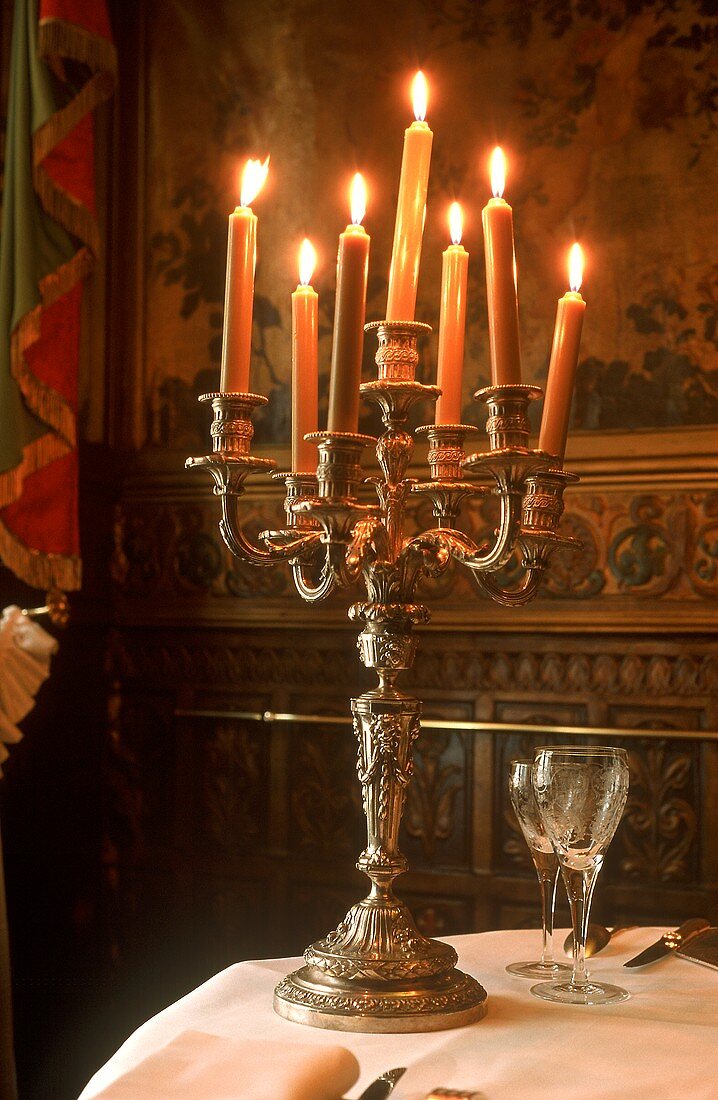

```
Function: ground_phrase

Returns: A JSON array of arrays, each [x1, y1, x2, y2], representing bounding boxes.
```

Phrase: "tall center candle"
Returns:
[[291, 239, 319, 472], [327, 174, 370, 433], [386, 72, 433, 321], [220, 157, 269, 393], [481, 147, 521, 386], [539, 243, 587, 462], [436, 202, 469, 425]]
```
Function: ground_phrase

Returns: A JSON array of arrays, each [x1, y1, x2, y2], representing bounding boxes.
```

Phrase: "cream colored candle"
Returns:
[[386, 71, 433, 321], [291, 239, 319, 472], [481, 147, 521, 386], [539, 244, 587, 461], [327, 174, 370, 433], [436, 202, 469, 425], [220, 157, 269, 392]]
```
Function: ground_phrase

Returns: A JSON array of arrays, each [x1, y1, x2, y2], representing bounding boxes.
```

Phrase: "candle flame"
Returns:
[[412, 71, 428, 122], [350, 172, 367, 226], [490, 146, 506, 199], [569, 242, 584, 293], [449, 201, 463, 245], [240, 155, 270, 208], [298, 238, 316, 286]]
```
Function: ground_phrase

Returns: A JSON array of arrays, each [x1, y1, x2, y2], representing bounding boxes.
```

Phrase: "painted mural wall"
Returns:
[[141, 0, 718, 450]]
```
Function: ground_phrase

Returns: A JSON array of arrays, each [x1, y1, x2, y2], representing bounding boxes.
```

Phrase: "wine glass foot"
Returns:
[[505, 960, 572, 980], [530, 979, 630, 1006]]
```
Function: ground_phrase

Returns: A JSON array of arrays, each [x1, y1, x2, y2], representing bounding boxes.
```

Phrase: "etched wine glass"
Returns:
[[505, 759, 571, 979], [531, 745, 630, 1005]]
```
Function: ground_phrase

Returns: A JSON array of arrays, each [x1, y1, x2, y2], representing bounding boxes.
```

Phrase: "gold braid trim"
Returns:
[[38, 16, 118, 78], [35, 18, 117, 170], [16, 17, 118, 442], [33, 18, 117, 254], [0, 517, 81, 592], [9, 249, 93, 448], [0, 432, 70, 508], [33, 162, 100, 255], [32, 69, 115, 178]]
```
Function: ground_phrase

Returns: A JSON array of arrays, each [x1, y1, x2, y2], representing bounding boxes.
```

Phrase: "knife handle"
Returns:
[[665, 918, 710, 949]]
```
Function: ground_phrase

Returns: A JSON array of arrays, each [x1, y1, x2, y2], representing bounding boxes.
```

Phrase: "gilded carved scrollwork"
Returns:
[[608, 495, 681, 595]]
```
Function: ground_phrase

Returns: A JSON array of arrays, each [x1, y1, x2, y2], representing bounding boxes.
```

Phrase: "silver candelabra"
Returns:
[[187, 318, 579, 1033]]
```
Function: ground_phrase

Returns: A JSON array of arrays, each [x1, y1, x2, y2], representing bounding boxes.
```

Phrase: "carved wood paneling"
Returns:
[[288, 723, 363, 858], [198, 720, 270, 856], [403, 894, 474, 940], [109, 628, 718, 702], [404, 728, 468, 870]]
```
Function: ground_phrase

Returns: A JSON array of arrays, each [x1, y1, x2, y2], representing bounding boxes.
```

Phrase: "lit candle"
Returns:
[[291, 239, 319, 472], [327, 173, 370, 433], [481, 147, 521, 386], [436, 202, 469, 425], [220, 156, 269, 392], [386, 71, 433, 321], [538, 243, 586, 462]]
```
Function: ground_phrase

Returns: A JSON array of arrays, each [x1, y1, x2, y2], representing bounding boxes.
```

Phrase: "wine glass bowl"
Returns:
[[530, 746, 630, 1006], [505, 759, 571, 980]]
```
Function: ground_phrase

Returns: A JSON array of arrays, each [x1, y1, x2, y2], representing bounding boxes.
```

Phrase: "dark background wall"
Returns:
[[1, 2, 718, 1098]]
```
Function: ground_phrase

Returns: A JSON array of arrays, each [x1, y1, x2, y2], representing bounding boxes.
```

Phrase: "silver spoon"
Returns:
[[563, 924, 633, 958]]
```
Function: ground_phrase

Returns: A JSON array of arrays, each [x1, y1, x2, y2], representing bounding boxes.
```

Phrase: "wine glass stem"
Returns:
[[537, 869, 557, 967], [564, 864, 599, 988]]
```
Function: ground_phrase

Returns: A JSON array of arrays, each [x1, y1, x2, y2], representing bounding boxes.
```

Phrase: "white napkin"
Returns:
[[88, 1030, 360, 1100], [0, 606, 58, 774]]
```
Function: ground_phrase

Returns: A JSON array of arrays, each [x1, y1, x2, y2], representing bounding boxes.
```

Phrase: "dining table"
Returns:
[[78, 926, 718, 1099]]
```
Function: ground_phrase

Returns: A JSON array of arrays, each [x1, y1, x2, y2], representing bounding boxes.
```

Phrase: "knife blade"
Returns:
[[358, 1067, 407, 1100], [623, 918, 710, 968]]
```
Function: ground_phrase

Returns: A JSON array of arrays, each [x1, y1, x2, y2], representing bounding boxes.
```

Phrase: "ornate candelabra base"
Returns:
[[274, 954, 487, 1033]]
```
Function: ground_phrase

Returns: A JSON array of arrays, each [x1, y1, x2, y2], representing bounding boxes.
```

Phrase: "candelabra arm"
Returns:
[[459, 486, 523, 572], [471, 562, 544, 606], [220, 493, 322, 567], [291, 552, 337, 602], [408, 483, 522, 577]]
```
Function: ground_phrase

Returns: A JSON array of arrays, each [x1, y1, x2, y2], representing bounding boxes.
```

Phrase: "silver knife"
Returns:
[[357, 1067, 407, 1100], [623, 918, 710, 968]]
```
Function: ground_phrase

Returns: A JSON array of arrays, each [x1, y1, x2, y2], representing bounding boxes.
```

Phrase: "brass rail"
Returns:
[[174, 708, 717, 742]]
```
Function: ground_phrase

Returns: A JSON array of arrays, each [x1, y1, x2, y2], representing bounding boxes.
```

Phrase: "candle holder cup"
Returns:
[[519, 465, 582, 566], [187, 320, 581, 1032], [306, 430, 376, 500], [270, 472, 319, 530], [186, 392, 277, 496], [475, 383, 542, 451], [413, 424, 486, 525]]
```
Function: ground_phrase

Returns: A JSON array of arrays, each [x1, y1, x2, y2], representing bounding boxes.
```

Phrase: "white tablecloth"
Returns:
[[79, 928, 718, 1099]]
